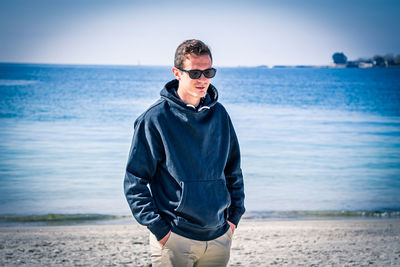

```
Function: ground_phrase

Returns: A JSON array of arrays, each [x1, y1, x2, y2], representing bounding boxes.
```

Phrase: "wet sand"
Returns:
[[1, 219, 399, 266]]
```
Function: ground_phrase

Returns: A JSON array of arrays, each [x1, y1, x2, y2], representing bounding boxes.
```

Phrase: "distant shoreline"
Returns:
[[1, 61, 400, 69]]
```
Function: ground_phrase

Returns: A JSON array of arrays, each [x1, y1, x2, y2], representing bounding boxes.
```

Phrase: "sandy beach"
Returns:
[[1, 219, 399, 266]]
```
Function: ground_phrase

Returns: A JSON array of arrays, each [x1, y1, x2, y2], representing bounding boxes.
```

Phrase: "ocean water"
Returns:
[[0, 63, 400, 218]]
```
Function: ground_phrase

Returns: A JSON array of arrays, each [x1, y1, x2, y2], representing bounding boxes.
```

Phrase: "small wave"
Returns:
[[0, 113, 18, 118], [243, 210, 400, 220], [0, 79, 38, 86], [0, 213, 121, 223]]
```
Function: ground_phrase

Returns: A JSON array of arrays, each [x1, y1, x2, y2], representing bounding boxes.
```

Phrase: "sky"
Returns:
[[1, 0, 399, 66]]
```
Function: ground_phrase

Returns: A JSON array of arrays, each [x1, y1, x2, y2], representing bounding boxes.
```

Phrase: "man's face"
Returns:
[[174, 53, 212, 101]]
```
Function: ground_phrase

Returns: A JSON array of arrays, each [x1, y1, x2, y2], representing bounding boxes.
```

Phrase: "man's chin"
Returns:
[[191, 91, 207, 98], [198, 91, 207, 98]]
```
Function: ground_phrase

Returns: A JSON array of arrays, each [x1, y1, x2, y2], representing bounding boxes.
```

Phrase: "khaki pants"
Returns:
[[149, 228, 233, 267]]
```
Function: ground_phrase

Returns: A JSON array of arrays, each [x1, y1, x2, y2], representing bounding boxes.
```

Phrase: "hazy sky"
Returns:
[[1, 0, 399, 66]]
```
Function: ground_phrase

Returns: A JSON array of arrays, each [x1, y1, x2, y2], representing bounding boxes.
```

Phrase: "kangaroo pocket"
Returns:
[[174, 179, 231, 228]]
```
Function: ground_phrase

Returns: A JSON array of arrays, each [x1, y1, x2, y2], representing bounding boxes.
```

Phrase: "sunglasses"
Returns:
[[177, 67, 217, 79]]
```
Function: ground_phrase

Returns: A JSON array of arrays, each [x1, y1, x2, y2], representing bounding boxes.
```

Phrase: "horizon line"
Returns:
[[0, 61, 334, 68]]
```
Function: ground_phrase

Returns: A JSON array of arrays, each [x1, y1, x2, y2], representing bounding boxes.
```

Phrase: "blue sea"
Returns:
[[1, 63, 400, 221]]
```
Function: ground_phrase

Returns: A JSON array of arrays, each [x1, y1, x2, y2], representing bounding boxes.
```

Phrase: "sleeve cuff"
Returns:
[[147, 218, 171, 241], [228, 208, 245, 227]]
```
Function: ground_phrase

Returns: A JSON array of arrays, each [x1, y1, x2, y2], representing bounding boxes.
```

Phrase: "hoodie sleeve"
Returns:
[[123, 116, 170, 241], [224, 115, 246, 226]]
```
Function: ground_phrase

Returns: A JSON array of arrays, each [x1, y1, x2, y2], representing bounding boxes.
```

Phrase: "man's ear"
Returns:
[[172, 67, 181, 80]]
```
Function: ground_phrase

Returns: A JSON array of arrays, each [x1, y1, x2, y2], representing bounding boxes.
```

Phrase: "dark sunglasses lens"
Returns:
[[188, 70, 202, 79], [203, 68, 216, 78]]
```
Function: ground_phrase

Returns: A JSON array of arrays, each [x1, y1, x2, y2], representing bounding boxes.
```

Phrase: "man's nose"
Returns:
[[198, 73, 207, 81]]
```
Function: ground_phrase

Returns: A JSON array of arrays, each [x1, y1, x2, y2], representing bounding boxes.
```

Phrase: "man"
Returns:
[[124, 39, 245, 267]]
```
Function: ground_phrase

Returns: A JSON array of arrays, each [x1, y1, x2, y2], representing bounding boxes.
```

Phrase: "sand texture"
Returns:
[[1, 219, 399, 266]]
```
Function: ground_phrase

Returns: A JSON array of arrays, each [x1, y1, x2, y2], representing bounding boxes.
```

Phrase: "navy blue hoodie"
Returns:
[[124, 79, 245, 241]]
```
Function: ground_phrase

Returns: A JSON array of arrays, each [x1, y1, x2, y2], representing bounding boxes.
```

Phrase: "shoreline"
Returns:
[[1, 219, 399, 266], [1, 210, 400, 227]]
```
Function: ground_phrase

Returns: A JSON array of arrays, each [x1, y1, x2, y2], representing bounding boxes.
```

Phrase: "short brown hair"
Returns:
[[174, 39, 213, 69]]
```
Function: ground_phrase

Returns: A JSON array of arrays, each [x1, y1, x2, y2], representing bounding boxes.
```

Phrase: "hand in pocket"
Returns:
[[159, 231, 171, 248]]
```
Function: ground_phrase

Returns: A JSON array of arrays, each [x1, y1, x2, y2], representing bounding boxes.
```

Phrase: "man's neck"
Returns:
[[176, 88, 201, 107]]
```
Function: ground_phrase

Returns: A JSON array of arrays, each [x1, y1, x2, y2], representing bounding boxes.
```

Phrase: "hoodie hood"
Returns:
[[160, 79, 219, 112]]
